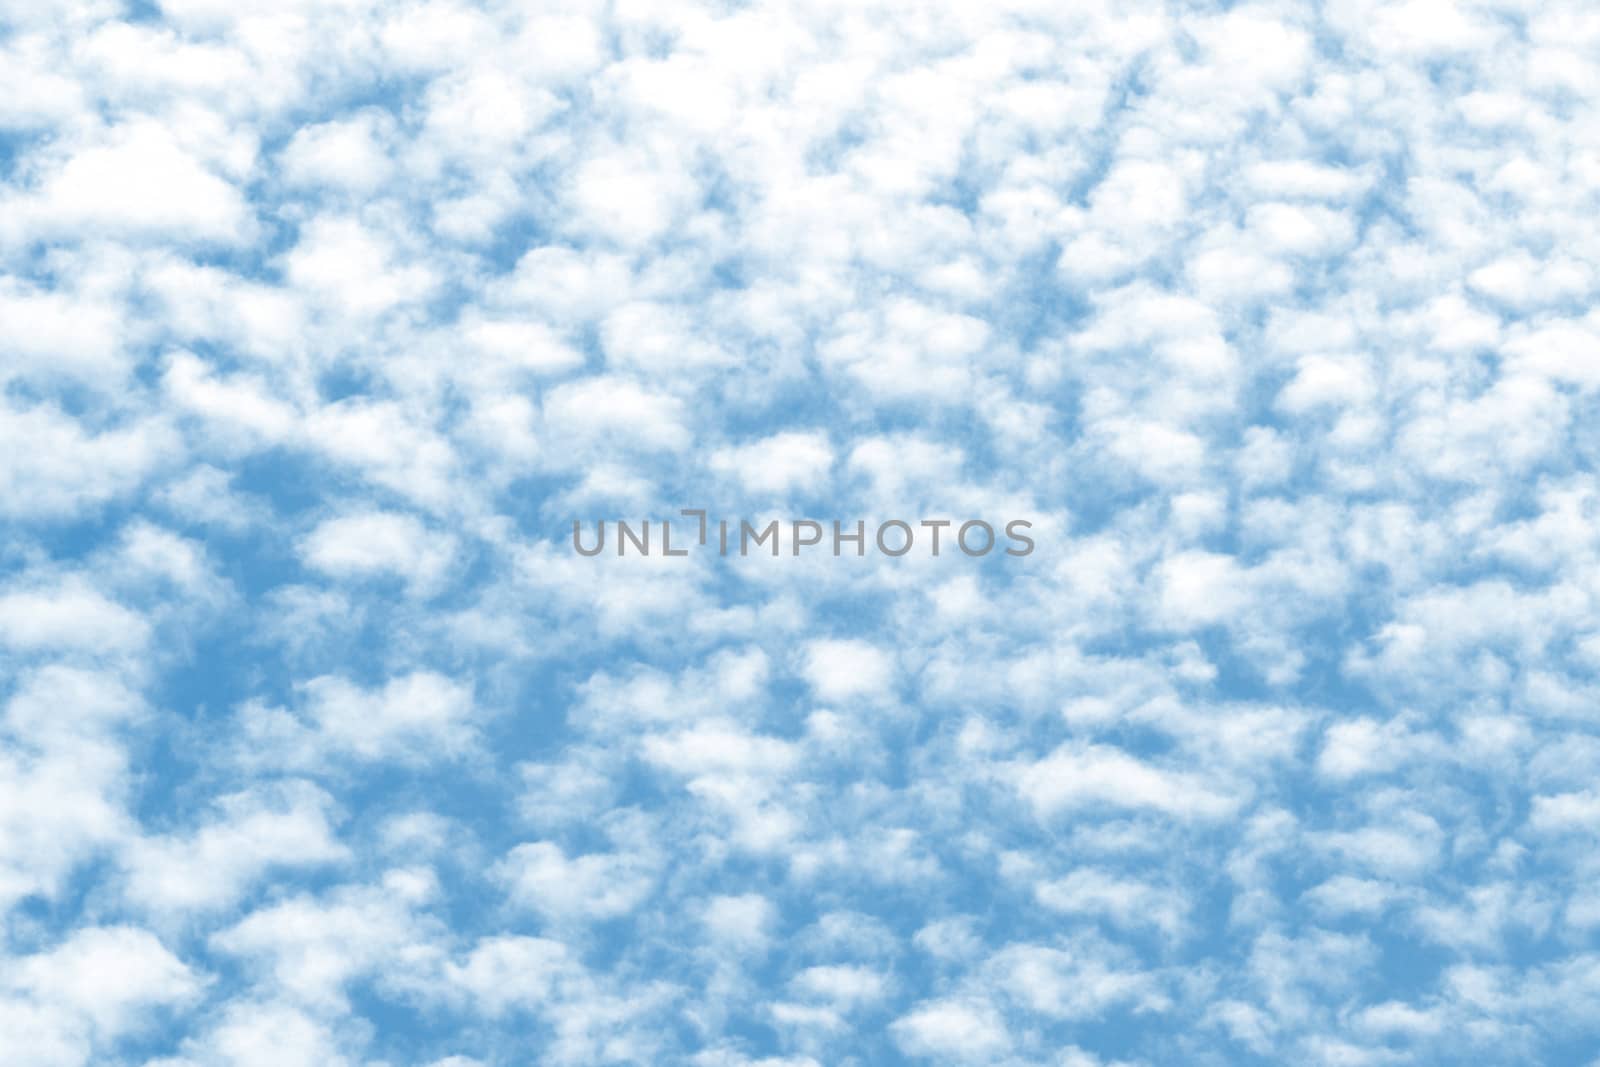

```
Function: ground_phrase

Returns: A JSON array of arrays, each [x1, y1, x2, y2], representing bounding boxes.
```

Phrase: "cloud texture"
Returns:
[[4, 0, 1600, 1064]]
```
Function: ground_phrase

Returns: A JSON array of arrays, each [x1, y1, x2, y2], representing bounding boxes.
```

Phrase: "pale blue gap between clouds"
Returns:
[[3, 0, 1600, 1065]]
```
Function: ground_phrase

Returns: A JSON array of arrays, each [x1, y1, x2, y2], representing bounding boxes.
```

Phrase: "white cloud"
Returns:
[[237, 671, 478, 768], [1036, 868, 1188, 938], [0, 404, 175, 520], [120, 782, 347, 916], [299, 511, 457, 594], [496, 841, 656, 922], [445, 935, 576, 1016], [1153, 551, 1250, 630], [211, 873, 440, 1010], [0, 282, 125, 386], [0, 580, 148, 654], [702, 894, 777, 951], [7, 926, 202, 1039], [279, 113, 395, 192], [542, 375, 692, 454], [0, 927, 200, 1067], [284, 216, 436, 318], [1014, 742, 1241, 821], [790, 964, 888, 1008], [800, 639, 895, 703], [20, 122, 252, 243], [710, 432, 834, 495], [175, 999, 355, 1067], [891, 998, 1009, 1060], [990, 942, 1165, 1020]]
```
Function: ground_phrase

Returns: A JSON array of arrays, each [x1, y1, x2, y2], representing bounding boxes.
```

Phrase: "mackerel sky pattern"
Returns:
[[4, 1, 1600, 1065]]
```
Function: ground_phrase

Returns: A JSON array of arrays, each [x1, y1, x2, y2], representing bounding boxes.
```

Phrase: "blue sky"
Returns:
[[4, 0, 1600, 1064]]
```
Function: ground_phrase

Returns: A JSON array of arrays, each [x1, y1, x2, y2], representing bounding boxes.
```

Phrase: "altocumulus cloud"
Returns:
[[4, 0, 1600, 1065]]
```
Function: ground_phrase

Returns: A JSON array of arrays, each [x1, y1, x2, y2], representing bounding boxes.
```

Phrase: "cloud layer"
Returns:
[[5, 0, 1600, 1064]]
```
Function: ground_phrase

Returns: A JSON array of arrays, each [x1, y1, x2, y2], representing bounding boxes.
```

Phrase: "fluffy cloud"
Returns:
[[5, 0, 1600, 1063]]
